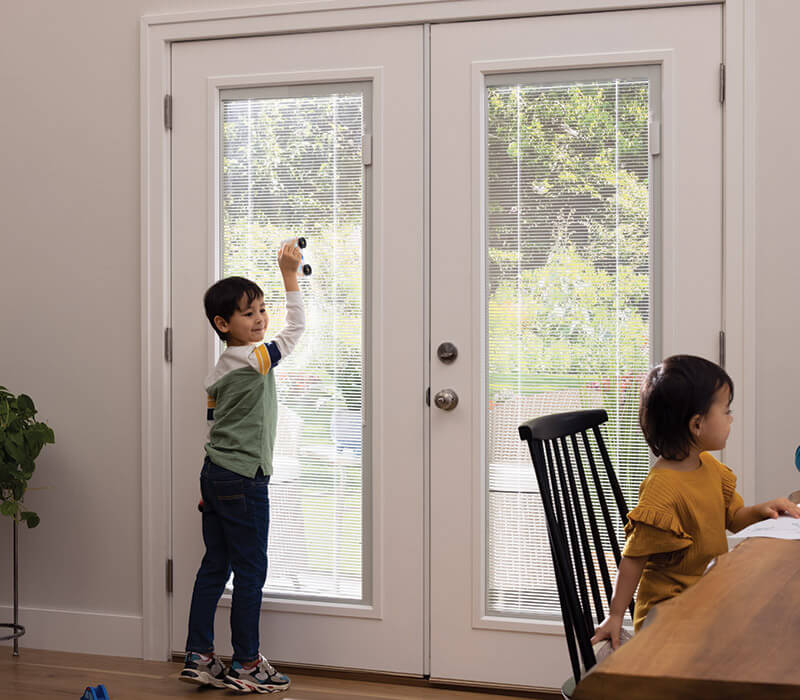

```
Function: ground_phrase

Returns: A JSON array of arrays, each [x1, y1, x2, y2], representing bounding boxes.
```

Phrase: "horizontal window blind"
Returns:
[[486, 77, 653, 618], [221, 89, 365, 601]]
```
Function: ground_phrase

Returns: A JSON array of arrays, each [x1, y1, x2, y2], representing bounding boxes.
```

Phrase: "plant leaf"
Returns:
[[21, 511, 40, 528], [0, 500, 19, 517], [33, 423, 55, 444], [5, 441, 26, 464], [17, 394, 35, 416]]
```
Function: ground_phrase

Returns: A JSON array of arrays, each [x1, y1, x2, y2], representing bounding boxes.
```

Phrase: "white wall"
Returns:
[[1, 0, 798, 659]]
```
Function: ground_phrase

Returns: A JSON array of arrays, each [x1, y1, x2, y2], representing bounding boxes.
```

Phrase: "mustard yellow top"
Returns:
[[622, 451, 744, 631]]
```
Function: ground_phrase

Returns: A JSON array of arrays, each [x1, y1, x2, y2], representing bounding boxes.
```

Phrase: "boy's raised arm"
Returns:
[[270, 239, 306, 361], [271, 292, 305, 361]]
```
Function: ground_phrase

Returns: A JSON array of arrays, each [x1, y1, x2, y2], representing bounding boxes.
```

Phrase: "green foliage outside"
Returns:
[[223, 82, 653, 424], [486, 80, 652, 483], [220, 79, 654, 584], [0, 386, 55, 528]]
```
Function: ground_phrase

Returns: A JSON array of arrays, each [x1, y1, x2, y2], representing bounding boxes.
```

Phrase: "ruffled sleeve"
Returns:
[[717, 459, 745, 530], [622, 475, 693, 559]]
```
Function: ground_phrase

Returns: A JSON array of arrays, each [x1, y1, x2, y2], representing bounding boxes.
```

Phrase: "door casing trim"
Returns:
[[141, 0, 752, 661]]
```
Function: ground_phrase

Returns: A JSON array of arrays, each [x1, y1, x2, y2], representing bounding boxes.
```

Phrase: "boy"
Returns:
[[180, 240, 304, 694]]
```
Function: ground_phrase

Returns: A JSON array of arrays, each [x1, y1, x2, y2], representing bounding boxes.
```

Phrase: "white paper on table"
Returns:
[[729, 516, 800, 541]]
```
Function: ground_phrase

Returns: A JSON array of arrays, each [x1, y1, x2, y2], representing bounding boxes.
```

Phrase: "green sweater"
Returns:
[[206, 367, 278, 477], [203, 291, 305, 478]]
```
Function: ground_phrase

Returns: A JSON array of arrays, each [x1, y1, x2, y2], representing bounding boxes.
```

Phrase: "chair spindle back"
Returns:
[[519, 409, 634, 683]]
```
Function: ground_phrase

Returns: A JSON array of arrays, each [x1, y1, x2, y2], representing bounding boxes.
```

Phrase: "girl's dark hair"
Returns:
[[203, 276, 263, 341], [639, 354, 733, 460]]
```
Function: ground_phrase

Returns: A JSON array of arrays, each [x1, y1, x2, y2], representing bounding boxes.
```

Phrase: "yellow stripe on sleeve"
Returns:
[[207, 395, 217, 408], [259, 345, 268, 374], [255, 344, 271, 375], [252, 345, 264, 374]]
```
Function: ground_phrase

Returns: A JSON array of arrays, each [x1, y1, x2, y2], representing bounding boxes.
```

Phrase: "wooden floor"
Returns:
[[1, 649, 554, 699]]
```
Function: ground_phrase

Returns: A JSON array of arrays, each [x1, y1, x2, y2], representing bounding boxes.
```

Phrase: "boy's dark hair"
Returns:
[[203, 276, 263, 341], [639, 354, 734, 460]]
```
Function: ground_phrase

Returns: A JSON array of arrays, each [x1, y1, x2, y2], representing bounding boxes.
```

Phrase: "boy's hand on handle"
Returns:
[[591, 613, 624, 650], [278, 239, 303, 274], [756, 498, 800, 519], [278, 239, 303, 292]]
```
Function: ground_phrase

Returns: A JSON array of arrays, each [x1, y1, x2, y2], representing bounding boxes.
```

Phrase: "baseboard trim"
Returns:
[[428, 676, 559, 698], [170, 653, 558, 697], [0, 605, 143, 658]]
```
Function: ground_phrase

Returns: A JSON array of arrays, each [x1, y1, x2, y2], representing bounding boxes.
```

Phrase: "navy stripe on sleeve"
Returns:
[[266, 341, 282, 368]]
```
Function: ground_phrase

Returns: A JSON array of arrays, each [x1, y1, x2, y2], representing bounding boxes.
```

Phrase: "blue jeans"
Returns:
[[186, 457, 270, 664]]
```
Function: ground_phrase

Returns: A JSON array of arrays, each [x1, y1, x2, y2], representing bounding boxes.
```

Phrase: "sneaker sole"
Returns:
[[233, 678, 291, 694], [178, 670, 229, 689]]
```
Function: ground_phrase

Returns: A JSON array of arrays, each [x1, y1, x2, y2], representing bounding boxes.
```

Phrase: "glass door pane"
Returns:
[[220, 85, 368, 602], [485, 69, 657, 618]]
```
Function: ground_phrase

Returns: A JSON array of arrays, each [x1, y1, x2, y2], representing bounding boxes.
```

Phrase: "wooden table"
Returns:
[[574, 538, 800, 699]]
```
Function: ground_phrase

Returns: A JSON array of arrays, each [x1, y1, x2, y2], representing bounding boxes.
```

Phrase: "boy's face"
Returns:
[[214, 294, 268, 346]]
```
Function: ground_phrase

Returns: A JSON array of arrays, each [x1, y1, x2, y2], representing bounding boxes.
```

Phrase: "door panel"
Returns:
[[171, 26, 424, 673], [430, 5, 721, 687]]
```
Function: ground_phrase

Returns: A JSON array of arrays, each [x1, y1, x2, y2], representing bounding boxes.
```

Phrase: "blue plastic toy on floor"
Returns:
[[81, 685, 110, 700]]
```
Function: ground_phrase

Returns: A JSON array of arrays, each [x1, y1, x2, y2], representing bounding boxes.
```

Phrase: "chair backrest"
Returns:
[[518, 409, 633, 683]]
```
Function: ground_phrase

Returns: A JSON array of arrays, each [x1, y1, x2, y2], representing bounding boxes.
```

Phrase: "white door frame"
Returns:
[[141, 0, 755, 662]]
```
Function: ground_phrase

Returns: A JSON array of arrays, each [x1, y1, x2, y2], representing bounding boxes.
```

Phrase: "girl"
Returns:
[[592, 355, 800, 649]]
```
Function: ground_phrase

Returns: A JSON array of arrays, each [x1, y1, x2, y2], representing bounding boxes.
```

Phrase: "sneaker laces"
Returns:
[[237, 654, 276, 680], [257, 654, 278, 677]]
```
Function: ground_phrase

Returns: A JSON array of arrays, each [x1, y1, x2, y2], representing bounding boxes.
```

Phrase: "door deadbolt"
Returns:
[[437, 342, 458, 364], [434, 389, 459, 411]]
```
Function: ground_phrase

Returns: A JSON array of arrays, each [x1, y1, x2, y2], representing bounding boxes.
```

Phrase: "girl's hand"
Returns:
[[278, 239, 303, 275], [755, 498, 800, 520], [591, 613, 624, 650]]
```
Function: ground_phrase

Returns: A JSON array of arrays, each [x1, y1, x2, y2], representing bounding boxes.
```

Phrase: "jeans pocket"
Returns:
[[213, 478, 247, 515]]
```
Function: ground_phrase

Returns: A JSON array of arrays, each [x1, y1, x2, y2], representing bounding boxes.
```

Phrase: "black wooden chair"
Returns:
[[518, 409, 634, 697]]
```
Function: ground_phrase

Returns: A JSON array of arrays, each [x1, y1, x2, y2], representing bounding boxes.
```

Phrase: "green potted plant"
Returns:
[[0, 385, 54, 528], [1, 385, 54, 656]]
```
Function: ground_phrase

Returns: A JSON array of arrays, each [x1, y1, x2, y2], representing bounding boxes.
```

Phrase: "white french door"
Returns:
[[171, 26, 425, 673], [429, 4, 721, 687], [170, 3, 722, 688]]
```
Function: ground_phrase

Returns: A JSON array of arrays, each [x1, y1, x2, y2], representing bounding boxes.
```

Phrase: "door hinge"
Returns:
[[719, 63, 726, 105], [649, 119, 661, 156], [425, 387, 430, 406], [719, 330, 726, 368], [362, 134, 372, 166], [164, 94, 173, 130], [164, 327, 173, 363], [166, 558, 173, 594]]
